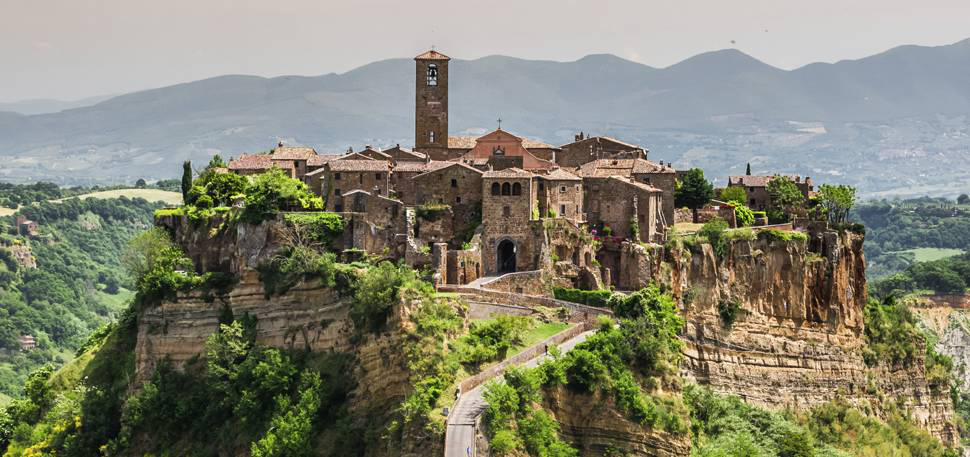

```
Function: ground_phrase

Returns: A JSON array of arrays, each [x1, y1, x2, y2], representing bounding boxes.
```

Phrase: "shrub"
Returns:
[[415, 202, 450, 221], [734, 204, 755, 227], [258, 246, 336, 297], [282, 212, 346, 247], [720, 186, 747, 204], [758, 229, 808, 244], [553, 287, 613, 308], [718, 298, 741, 327], [453, 316, 531, 368], [352, 261, 432, 332], [242, 168, 323, 223], [698, 218, 728, 257]]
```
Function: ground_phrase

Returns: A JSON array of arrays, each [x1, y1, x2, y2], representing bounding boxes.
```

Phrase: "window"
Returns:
[[429, 131, 435, 143], [503, 206, 510, 217], [375, 173, 382, 180], [491, 182, 500, 195], [643, 176, 651, 184], [427, 63, 438, 86], [451, 178, 457, 188], [334, 172, 341, 180], [560, 204, 566, 215], [456, 196, 462, 204], [358, 174, 363, 184], [334, 204, 343, 212], [502, 182, 511, 196], [492, 146, 505, 155], [335, 188, 341, 196], [560, 186, 566, 193], [512, 182, 521, 196], [539, 182, 544, 191]]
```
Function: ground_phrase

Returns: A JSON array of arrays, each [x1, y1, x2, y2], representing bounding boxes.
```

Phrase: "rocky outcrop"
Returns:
[[657, 230, 957, 445], [541, 387, 690, 457]]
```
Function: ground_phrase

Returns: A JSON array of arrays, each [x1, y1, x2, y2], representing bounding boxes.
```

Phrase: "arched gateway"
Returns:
[[497, 240, 516, 274]]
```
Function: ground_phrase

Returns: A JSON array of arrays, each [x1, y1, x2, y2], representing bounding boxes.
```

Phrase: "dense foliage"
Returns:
[[766, 176, 805, 223], [870, 253, 970, 297], [686, 385, 957, 457], [674, 168, 714, 222], [0, 196, 161, 399], [854, 197, 970, 278], [552, 287, 613, 308], [452, 316, 531, 369]]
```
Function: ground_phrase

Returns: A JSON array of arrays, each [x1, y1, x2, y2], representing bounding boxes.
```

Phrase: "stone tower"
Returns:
[[414, 49, 450, 159]]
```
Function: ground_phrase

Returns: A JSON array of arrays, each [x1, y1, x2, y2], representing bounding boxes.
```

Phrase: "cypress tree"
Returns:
[[746, 162, 752, 176], [181, 160, 193, 203]]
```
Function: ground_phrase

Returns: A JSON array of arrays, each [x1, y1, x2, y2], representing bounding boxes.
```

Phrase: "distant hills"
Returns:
[[2, 39, 970, 197]]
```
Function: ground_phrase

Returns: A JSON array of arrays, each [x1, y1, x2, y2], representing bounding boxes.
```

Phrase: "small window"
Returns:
[[492, 146, 505, 155], [335, 188, 341, 196], [503, 206, 510, 217], [427, 63, 438, 86], [491, 182, 500, 195], [335, 204, 343, 212], [539, 182, 544, 191], [502, 182, 511, 196], [511, 182, 521, 196], [375, 172, 382, 180], [643, 176, 651, 184], [359, 174, 363, 184], [451, 178, 457, 188], [560, 186, 566, 193], [429, 131, 435, 143], [334, 172, 341, 181], [456, 196, 462, 204], [560, 204, 566, 215]]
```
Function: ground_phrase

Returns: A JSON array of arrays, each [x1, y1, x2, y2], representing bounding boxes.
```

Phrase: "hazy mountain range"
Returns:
[[2, 39, 969, 197]]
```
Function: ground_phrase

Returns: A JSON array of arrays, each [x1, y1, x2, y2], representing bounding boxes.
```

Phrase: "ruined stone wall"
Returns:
[[446, 244, 482, 285]]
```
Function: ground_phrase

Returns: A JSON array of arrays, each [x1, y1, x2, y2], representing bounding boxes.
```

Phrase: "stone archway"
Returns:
[[498, 240, 517, 274]]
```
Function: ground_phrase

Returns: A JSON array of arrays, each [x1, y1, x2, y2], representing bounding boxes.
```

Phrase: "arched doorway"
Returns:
[[498, 240, 516, 274]]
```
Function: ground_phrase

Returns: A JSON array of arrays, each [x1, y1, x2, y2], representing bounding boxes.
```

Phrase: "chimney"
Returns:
[[347, 146, 353, 154], [425, 153, 431, 164], [278, 141, 284, 148]]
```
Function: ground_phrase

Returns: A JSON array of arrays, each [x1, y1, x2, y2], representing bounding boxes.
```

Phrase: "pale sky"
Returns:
[[2, 0, 969, 102]]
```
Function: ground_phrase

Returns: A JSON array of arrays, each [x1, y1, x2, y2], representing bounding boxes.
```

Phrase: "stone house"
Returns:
[[727, 175, 814, 211], [481, 168, 539, 275], [311, 160, 391, 211], [390, 160, 450, 205], [577, 158, 676, 228], [536, 168, 583, 223], [411, 162, 483, 208], [582, 176, 663, 243], [269, 144, 317, 180], [557, 133, 647, 168], [15, 216, 38, 237], [228, 154, 293, 177], [382, 144, 427, 163], [19, 335, 36, 351]]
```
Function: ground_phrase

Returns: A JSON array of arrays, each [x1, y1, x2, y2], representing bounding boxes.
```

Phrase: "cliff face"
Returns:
[[660, 230, 957, 445], [541, 387, 690, 457]]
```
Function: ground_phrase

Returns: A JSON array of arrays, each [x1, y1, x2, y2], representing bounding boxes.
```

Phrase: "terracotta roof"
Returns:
[[483, 167, 534, 179], [728, 175, 800, 187], [415, 50, 451, 60], [522, 138, 556, 149], [384, 145, 427, 160], [326, 160, 390, 172], [412, 161, 483, 180], [561, 136, 641, 151], [393, 160, 451, 173], [272, 146, 317, 160], [337, 152, 378, 161], [610, 176, 661, 193], [577, 159, 673, 178], [307, 156, 334, 166], [228, 154, 273, 170], [448, 135, 477, 149], [540, 168, 581, 181]]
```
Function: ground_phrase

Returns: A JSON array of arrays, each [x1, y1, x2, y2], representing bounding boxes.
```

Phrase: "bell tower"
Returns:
[[414, 49, 450, 159]]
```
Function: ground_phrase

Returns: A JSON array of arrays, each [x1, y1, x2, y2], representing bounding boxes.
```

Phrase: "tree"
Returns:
[[766, 177, 805, 222], [181, 161, 193, 203], [674, 168, 714, 223], [734, 204, 755, 227], [720, 186, 747, 204], [818, 184, 856, 224], [745, 163, 752, 176], [958, 194, 970, 205], [242, 168, 323, 223], [135, 178, 147, 188]]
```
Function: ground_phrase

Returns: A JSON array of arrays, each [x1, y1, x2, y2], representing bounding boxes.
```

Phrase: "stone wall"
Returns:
[[412, 163, 482, 208], [481, 175, 537, 275], [446, 243, 483, 285], [537, 178, 583, 223]]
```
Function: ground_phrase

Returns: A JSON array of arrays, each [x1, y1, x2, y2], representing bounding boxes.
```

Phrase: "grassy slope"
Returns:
[[895, 247, 966, 262], [54, 188, 182, 205]]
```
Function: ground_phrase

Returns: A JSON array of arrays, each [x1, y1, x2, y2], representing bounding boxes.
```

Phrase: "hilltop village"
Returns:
[[217, 49, 814, 290]]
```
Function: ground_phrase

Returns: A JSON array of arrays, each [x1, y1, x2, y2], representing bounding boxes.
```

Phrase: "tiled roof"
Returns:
[[522, 138, 556, 149], [412, 161, 483, 180], [483, 167, 534, 179], [338, 152, 379, 161], [448, 135, 477, 149], [577, 159, 673, 178], [384, 145, 427, 160], [415, 50, 451, 60], [728, 175, 800, 187], [307, 155, 334, 166], [561, 136, 641, 151], [610, 176, 661, 193], [326, 160, 390, 172], [540, 168, 581, 181], [393, 160, 451, 173], [272, 146, 317, 160], [228, 154, 273, 170]]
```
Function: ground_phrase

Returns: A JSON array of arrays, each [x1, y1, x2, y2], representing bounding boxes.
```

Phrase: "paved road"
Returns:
[[444, 330, 594, 457]]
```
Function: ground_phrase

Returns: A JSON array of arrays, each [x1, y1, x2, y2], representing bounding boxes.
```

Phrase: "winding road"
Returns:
[[444, 329, 595, 457]]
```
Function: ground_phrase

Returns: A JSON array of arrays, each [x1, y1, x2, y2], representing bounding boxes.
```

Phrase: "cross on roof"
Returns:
[[497, 118, 502, 130]]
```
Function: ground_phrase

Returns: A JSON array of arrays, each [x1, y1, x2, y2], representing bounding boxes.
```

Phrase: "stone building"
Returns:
[[558, 133, 647, 168], [310, 160, 391, 211], [536, 168, 583, 223], [583, 176, 663, 243], [382, 144, 427, 163], [15, 216, 38, 237], [458, 129, 556, 172], [390, 160, 450, 205], [411, 162, 483, 207], [414, 50, 451, 160], [727, 175, 814, 211], [577, 158, 676, 229], [481, 168, 539, 275]]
